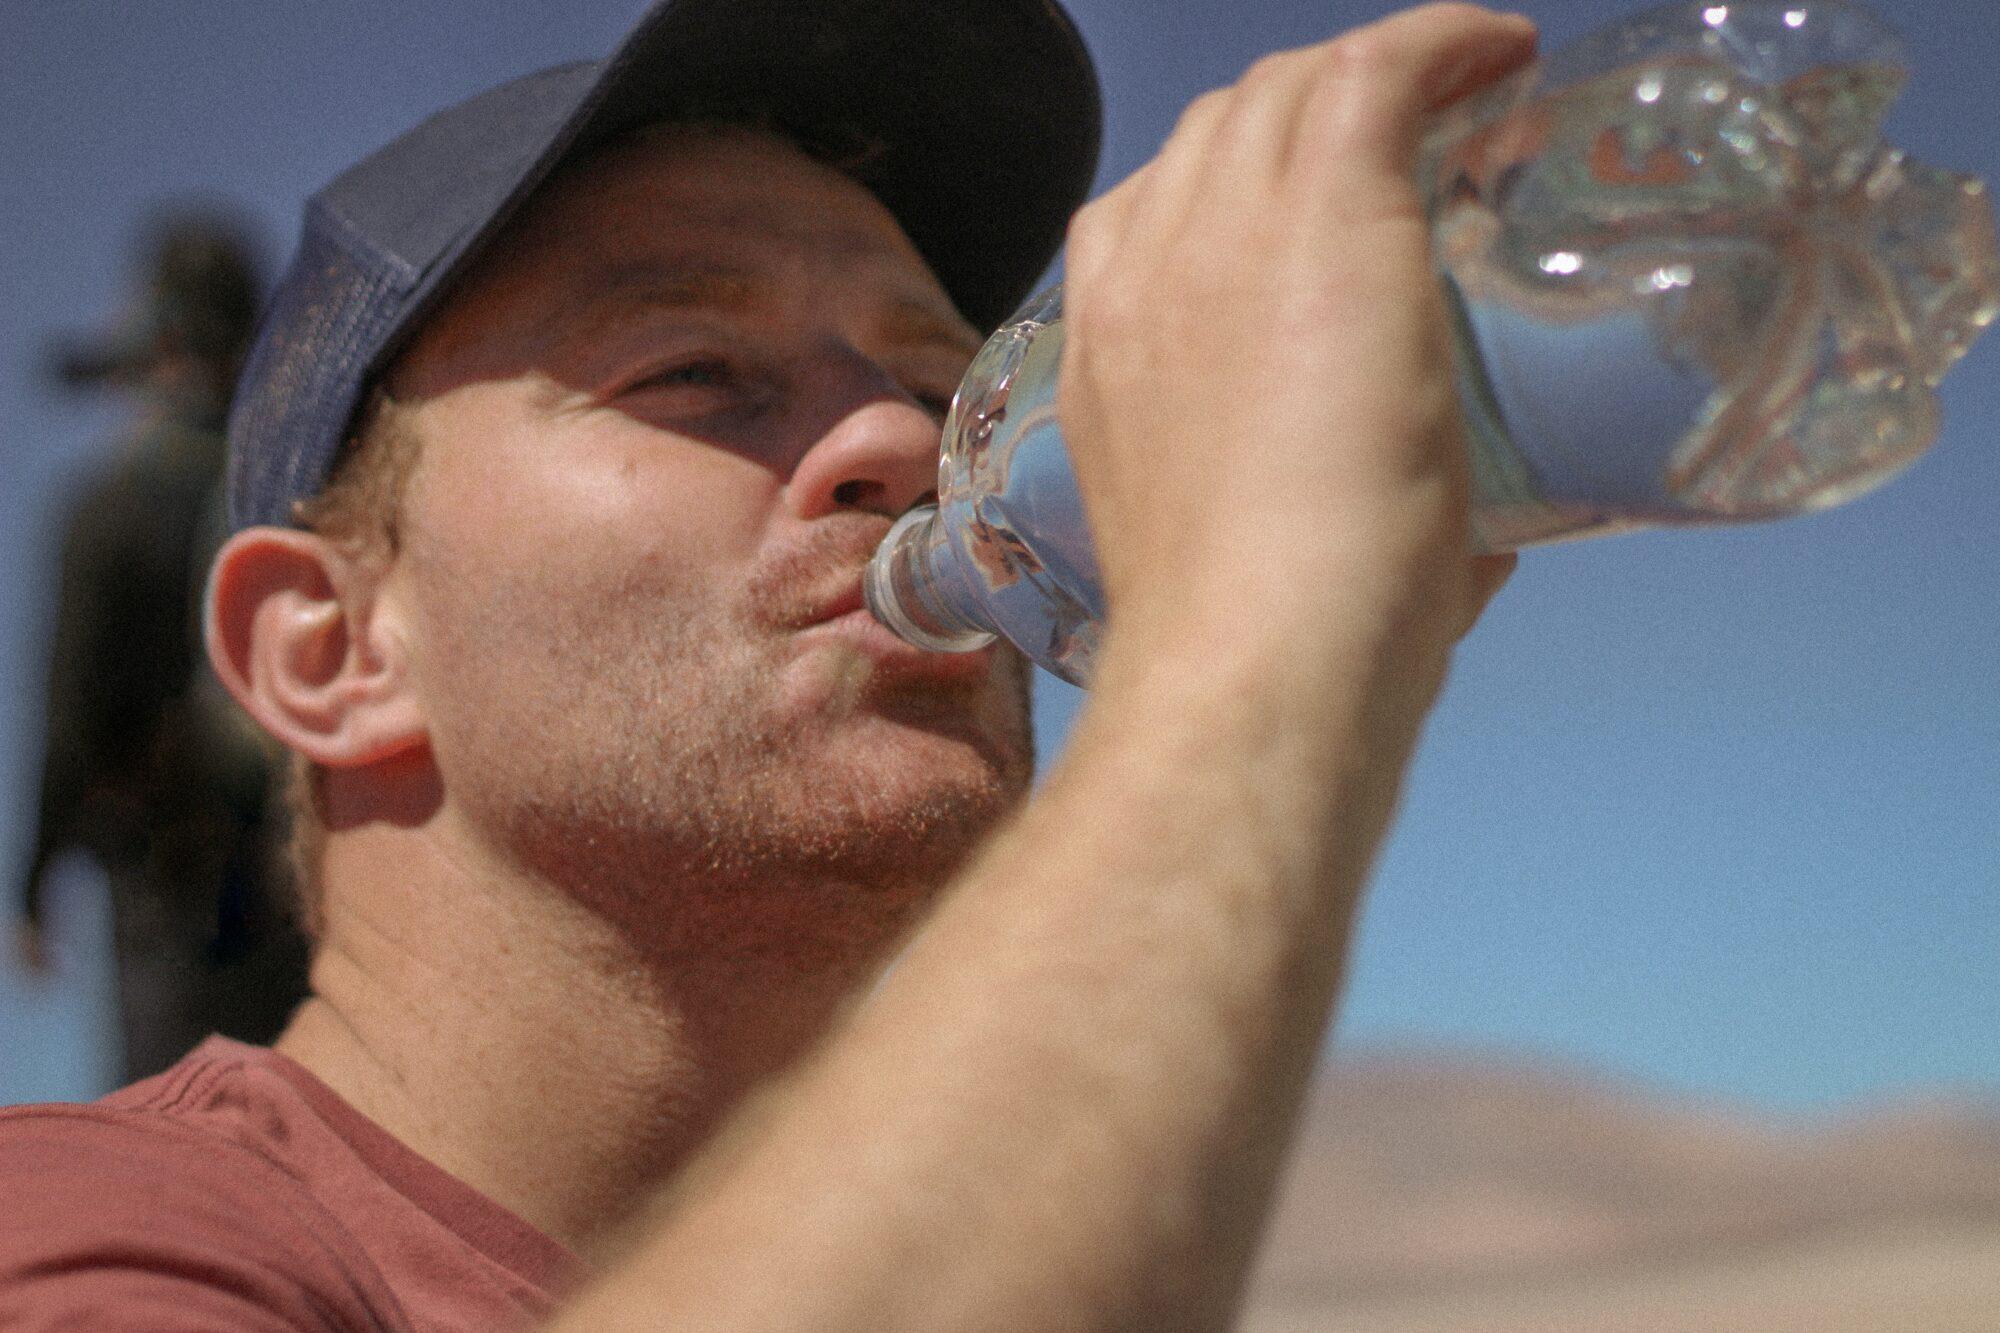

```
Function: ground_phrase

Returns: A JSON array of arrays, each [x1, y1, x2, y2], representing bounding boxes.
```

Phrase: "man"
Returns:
[[16, 210, 308, 1082], [0, 0, 1523, 1328]]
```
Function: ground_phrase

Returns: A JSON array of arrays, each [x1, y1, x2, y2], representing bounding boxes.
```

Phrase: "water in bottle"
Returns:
[[864, 0, 2000, 685]]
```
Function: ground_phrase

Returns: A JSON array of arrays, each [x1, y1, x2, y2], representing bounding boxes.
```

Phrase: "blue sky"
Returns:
[[1, 0, 1994, 1114]]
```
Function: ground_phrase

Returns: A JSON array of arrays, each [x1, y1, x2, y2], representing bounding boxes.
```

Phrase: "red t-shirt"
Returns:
[[0, 1036, 581, 1331]]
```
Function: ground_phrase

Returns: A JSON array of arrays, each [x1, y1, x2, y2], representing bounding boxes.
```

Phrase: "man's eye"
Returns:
[[637, 359, 734, 392], [623, 358, 769, 418]]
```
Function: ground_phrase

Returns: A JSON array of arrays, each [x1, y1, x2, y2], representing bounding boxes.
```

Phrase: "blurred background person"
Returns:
[[13, 207, 308, 1083]]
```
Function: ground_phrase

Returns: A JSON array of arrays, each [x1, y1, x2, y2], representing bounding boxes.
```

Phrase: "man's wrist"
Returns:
[[1093, 568, 1458, 748]]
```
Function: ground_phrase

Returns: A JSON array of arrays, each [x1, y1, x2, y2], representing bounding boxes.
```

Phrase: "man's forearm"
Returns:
[[549, 623, 1446, 1332]]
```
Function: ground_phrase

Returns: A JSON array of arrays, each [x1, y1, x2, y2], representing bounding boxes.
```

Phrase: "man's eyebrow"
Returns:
[[551, 261, 760, 331], [554, 259, 983, 355]]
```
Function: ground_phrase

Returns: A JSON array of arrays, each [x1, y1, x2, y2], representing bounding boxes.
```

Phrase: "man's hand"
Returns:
[[1059, 3, 1524, 701]]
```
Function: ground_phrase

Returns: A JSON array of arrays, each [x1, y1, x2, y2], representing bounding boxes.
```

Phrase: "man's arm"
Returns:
[[551, 7, 1530, 1329]]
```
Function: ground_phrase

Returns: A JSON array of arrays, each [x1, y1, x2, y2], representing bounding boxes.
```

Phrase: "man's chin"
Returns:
[[867, 651, 1032, 782], [836, 694, 1033, 810], [802, 669, 1036, 857]]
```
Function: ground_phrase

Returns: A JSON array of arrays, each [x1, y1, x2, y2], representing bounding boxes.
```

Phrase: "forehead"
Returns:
[[549, 126, 923, 259], [389, 127, 964, 393]]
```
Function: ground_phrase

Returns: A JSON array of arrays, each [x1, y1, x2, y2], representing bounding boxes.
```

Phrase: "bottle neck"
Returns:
[[864, 505, 999, 653]]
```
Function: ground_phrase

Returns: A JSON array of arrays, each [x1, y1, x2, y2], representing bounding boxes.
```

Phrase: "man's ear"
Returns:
[[205, 526, 426, 768]]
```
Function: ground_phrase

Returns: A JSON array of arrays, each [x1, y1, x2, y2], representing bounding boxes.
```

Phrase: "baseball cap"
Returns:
[[228, 0, 1102, 531]]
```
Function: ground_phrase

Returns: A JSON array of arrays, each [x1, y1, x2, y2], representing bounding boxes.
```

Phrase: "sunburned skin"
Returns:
[[385, 125, 1037, 930], [216, 125, 1042, 1251]]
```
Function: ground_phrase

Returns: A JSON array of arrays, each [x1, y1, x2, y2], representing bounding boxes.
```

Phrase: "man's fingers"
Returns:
[[1069, 4, 1539, 291], [1062, 175, 1139, 328], [1290, 5, 1539, 211], [1062, 2, 1539, 644], [1142, 6, 1541, 245], [1110, 88, 1236, 252]]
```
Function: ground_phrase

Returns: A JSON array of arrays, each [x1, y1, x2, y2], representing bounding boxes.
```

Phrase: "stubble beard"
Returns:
[[440, 561, 1036, 967]]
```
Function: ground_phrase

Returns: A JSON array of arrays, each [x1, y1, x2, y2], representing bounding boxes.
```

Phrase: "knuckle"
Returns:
[[1323, 28, 1400, 80], [1387, 1, 1507, 32], [1066, 189, 1122, 253], [1067, 197, 1108, 246], [1240, 50, 1299, 89], [1416, 2, 1508, 23], [1081, 282, 1139, 335], [1171, 87, 1230, 138], [1071, 275, 1141, 345]]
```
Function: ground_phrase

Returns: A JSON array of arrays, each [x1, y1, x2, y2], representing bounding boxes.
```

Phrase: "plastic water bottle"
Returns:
[[864, 0, 1999, 685]]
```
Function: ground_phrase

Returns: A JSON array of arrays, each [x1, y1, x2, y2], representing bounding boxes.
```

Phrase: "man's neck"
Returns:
[[275, 798, 892, 1253]]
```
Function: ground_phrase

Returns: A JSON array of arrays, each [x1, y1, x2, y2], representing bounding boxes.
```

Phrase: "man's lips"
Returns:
[[798, 581, 867, 627], [790, 579, 995, 678]]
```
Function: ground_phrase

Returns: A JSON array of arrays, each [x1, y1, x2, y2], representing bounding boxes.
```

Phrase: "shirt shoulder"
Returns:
[[0, 1037, 577, 1333], [0, 1094, 409, 1331]]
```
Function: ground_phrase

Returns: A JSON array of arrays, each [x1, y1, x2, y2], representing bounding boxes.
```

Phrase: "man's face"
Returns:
[[376, 126, 1035, 947]]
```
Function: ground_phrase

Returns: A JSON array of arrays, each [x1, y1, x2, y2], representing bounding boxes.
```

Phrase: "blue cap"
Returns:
[[228, 0, 1102, 530]]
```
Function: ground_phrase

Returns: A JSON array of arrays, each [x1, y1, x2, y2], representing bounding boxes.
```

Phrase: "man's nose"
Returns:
[[786, 355, 945, 522]]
